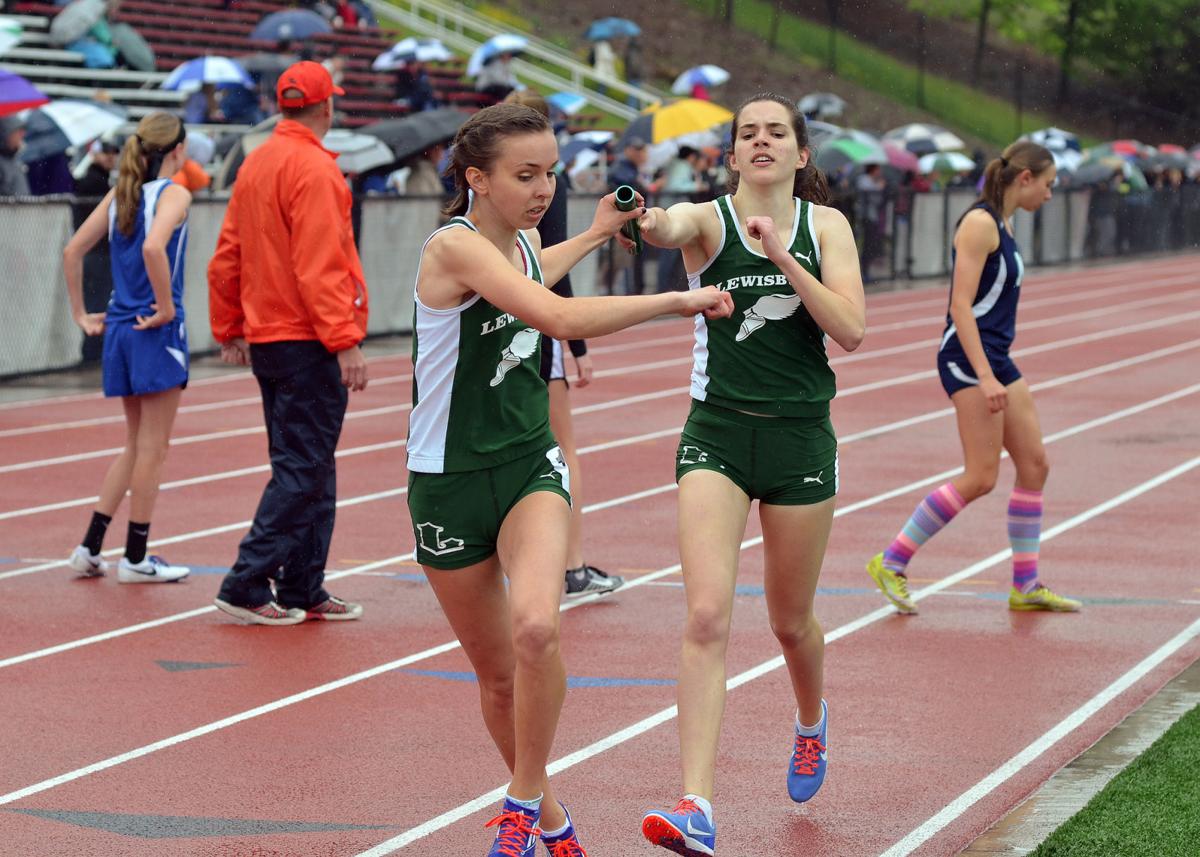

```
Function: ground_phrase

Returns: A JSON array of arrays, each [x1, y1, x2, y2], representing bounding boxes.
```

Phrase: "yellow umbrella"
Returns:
[[623, 98, 733, 145]]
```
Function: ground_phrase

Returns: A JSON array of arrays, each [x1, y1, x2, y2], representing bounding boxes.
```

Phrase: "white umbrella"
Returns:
[[798, 92, 846, 118], [918, 151, 975, 174], [20, 100, 126, 161], [467, 34, 528, 78], [324, 129, 397, 174], [161, 56, 254, 93], [670, 64, 730, 95], [883, 123, 965, 156], [372, 37, 453, 71], [1024, 126, 1081, 153], [0, 18, 23, 56], [48, 0, 105, 46]]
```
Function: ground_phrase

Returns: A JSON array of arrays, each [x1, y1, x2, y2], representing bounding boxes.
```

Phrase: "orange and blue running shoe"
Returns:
[[485, 797, 541, 857], [540, 802, 587, 856], [788, 699, 828, 802], [641, 797, 715, 856]]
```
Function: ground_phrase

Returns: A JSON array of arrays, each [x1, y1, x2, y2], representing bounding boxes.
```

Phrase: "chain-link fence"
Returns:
[[3, 186, 1198, 379]]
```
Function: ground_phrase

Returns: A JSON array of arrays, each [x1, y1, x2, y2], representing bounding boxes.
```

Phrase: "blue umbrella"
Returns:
[[250, 9, 331, 42], [559, 130, 614, 165], [161, 56, 254, 92], [0, 69, 50, 116], [546, 91, 587, 116], [584, 17, 641, 41]]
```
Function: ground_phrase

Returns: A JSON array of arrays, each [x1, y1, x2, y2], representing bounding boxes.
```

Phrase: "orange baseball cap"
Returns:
[[276, 61, 345, 108]]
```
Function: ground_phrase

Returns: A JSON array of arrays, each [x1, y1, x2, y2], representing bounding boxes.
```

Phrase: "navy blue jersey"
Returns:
[[940, 202, 1024, 356], [106, 178, 188, 324]]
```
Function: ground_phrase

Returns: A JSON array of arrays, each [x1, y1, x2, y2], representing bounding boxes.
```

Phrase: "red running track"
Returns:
[[0, 254, 1198, 856]]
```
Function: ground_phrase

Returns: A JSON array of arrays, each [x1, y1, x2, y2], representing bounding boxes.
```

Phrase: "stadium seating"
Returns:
[[4, 0, 488, 128]]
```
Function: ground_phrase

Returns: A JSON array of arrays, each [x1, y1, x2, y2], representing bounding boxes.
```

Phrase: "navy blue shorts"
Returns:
[[102, 319, 189, 398], [937, 345, 1021, 398]]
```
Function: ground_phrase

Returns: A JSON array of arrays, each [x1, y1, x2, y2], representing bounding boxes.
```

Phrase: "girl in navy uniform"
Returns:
[[636, 94, 867, 856], [867, 140, 1081, 614], [64, 113, 192, 583]]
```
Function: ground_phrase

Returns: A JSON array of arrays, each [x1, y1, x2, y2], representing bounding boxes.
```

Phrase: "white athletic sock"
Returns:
[[506, 792, 543, 812], [796, 700, 826, 737]]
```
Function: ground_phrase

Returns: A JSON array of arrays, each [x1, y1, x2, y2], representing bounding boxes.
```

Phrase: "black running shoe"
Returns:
[[564, 564, 625, 598]]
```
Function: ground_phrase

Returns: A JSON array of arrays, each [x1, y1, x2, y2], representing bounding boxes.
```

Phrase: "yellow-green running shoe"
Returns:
[[1009, 584, 1082, 612], [867, 553, 917, 614]]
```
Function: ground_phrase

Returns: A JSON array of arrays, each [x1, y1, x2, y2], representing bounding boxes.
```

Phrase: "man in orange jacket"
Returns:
[[209, 61, 370, 626]]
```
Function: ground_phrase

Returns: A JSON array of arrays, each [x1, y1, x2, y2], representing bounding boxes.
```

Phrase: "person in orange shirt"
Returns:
[[171, 158, 211, 193], [208, 61, 370, 626]]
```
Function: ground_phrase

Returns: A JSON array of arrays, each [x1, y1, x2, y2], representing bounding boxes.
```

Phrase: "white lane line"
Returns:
[[4, 300, 1195, 480], [3, 446, 1194, 817], [4, 376, 1192, 673], [590, 291, 1200, 380], [352, 454, 1200, 855], [0, 255, 1193, 416], [4, 336, 1195, 588], [877, 614, 1200, 857]]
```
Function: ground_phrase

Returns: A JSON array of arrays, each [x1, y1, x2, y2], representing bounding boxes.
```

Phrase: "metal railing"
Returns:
[[366, 0, 667, 119]]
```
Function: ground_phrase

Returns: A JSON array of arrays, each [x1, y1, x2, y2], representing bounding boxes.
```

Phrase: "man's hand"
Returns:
[[338, 345, 368, 391], [220, 337, 250, 366]]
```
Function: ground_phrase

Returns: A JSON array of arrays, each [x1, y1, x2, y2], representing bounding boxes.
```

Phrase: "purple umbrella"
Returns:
[[0, 69, 50, 117]]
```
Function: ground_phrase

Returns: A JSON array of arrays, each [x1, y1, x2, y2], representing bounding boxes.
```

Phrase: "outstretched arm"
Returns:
[[637, 201, 707, 250], [426, 228, 733, 341], [538, 190, 645, 287]]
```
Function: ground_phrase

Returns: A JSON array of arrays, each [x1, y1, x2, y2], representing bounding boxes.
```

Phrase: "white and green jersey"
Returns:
[[689, 195, 836, 417], [408, 218, 553, 473]]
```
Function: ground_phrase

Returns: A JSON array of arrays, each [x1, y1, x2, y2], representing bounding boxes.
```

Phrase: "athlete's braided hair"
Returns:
[[442, 103, 551, 218], [727, 93, 830, 205]]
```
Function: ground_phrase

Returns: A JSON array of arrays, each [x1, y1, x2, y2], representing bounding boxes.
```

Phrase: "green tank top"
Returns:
[[689, 195, 836, 417], [407, 217, 554, 473]]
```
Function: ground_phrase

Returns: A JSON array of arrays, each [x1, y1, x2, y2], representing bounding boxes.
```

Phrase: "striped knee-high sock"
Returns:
[[883, 483, 967, 575], [1008, 487, 1043, 593]]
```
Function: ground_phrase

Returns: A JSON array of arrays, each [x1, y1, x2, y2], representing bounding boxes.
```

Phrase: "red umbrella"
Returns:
[[1109, 139, 1142, 157], [883, 141, 919, 173]]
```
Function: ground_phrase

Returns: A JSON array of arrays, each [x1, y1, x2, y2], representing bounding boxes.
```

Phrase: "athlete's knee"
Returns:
[[770, 611, 821, 651], [511, 612, 561, 664], [684, 601, 733, 649], [477, 667, 515, 705], [1021, 451, 1050, 488], [958, 469, 998, 501]]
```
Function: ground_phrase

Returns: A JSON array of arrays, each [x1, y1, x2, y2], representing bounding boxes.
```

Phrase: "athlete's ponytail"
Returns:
[[726, 92, 831, 205], [976, 140, 1054, 216], [114, 113, 185, 237]]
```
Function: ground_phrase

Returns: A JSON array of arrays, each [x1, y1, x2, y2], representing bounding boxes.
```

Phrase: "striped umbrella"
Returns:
[[161, 56, 254, 93], [0, 69, 49, 117], [883, 123, 965, 156], [671, 65, 730, 96]]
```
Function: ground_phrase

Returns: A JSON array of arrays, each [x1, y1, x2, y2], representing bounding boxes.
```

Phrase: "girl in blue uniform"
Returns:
[[867, 140, 1081, 613], [64, 113, 192, 583]]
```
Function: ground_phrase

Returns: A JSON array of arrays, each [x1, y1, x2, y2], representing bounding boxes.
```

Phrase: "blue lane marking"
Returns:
[[402, 669, 674, 688], [178, 566, 230, 575]]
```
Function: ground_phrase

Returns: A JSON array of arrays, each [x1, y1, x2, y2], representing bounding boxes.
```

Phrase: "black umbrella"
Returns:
[[362, 108, 470, 162]]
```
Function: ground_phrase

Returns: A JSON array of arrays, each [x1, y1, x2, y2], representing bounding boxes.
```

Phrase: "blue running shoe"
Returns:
[[541, 802, 587, 856], [788, 699, 828, 803], [485, 796, 541, 857], [641, 798, 716, 856]]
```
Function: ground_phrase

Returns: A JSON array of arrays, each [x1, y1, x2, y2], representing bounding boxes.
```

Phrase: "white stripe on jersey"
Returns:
[[946, 361, 980, 385], [940, 252, 1007, 351]]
